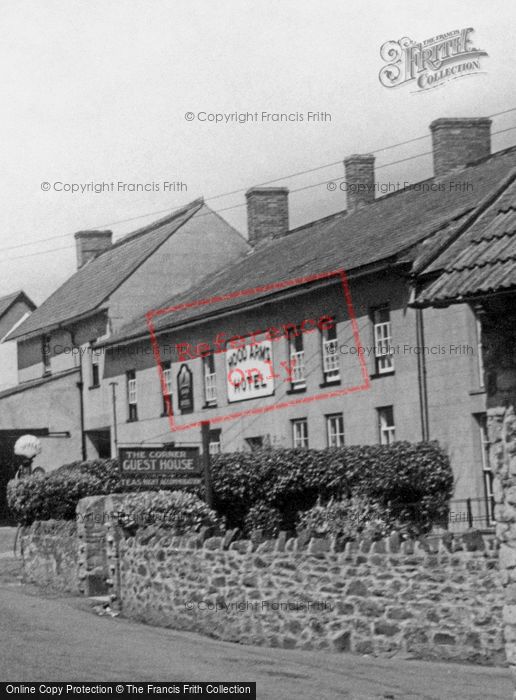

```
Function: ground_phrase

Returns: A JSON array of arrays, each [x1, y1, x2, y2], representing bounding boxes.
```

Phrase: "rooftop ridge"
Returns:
[[289, 144, 516, 237], [109, 197, 205, 250]]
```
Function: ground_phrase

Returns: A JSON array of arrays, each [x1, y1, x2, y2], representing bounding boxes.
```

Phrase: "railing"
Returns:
[[323, 339, 340, 380], [388, 496, 496, 532], [204, 372, 217, 403], [290, 350, 306, 384]]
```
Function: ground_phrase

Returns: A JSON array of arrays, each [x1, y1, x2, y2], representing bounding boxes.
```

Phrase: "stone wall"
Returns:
[[21, 519, 78, 592], [490, 406, 516, 690], [118, 528, 504, 665]]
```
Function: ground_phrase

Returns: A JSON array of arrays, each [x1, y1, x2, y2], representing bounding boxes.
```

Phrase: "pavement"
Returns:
[[0, 527, 512, 699]]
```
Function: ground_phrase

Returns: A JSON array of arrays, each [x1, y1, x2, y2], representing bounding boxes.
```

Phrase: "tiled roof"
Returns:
[[8, 199, 205, 341], [0, 290, 36, 319], [416, 173, 516, 306], [103, 146, 516, 346]]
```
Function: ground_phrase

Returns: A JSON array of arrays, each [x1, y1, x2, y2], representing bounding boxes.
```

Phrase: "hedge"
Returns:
[[211, 442, 453, 533], [7, 442, 453, 533], [118, 490, 220, 534]]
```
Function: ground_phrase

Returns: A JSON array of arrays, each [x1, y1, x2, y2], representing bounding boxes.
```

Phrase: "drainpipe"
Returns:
[[68, 328, 87, 460], [415, 305, 430, 441]]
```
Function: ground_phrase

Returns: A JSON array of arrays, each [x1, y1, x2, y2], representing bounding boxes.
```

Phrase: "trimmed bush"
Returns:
[[118, 490, 220, 534], [7, 469, 104, 525], [211, 442, 453, 534], [7, 441, 452, 535]]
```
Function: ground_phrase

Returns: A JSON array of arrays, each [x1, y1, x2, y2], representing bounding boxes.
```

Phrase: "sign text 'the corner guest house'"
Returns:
[[118, 446, 202, 489]]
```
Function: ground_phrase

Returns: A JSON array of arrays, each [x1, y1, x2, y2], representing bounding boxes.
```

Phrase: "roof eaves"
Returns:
[[412, 167, 516, 278], [98, 254, 407, 350], [0, 366, 80, 400]]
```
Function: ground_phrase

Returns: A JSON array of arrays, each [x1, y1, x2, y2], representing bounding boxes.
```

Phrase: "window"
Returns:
[[90, 346, 100, 388], [288, 328, 306, 388], [326, 413, 345, 447], [245, 436, 263, 451], [321, 318, 340, 382], [209, 429, 222, 455], [91, 360, 100, 388], [477, 414, 495, 525], [377, 406, 395, 445], [373, 307, 394, 374], [42, 335, 51, 375], [292, 418, 309, 448], [127, 370, 138, 422], [161, 361, 172, 415], [204, 353, 217, 405]]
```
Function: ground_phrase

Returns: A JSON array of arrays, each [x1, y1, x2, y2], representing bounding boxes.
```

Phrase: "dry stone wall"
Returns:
[[119, 527, 504, 665], [21, 520, 78, 592]]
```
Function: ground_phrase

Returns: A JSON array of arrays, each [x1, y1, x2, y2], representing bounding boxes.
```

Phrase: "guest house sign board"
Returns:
[[118, 446, 202, 489]]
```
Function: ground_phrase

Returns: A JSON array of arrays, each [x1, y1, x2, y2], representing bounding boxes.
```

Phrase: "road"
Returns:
[[0, 529, 512, 699], [0, 577, 511, 699]]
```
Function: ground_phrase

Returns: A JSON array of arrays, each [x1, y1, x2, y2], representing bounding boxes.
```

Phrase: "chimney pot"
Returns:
[[430, 117, 491, 178], [74, 230, 112, 269], [344, 154, 375, 211], [246, 187, 289, 246]]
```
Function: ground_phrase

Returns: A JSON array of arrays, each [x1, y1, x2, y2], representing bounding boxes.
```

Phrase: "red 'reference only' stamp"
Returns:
[[145, 269, 370, 432]]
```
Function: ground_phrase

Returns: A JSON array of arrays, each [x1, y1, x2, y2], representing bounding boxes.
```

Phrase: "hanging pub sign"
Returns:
[[118, 446, 202, 489], [177, 363, 194, 414], [226, 338, 275, 403]]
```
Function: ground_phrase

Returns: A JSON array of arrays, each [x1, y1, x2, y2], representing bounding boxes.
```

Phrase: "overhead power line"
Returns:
[[1, 109, 516, 262]]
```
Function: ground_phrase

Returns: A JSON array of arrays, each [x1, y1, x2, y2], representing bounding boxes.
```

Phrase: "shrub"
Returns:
[[297, 496, 391, 541], [8, 441, 453, 535], [118, 490, 221, 534], [211, 442, 453, 534], [243, 502, 283, 537], [7, 469, 105, 525]]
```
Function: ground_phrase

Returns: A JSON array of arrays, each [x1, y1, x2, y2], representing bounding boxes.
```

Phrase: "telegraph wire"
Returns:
[[1, 109, 515, 260]]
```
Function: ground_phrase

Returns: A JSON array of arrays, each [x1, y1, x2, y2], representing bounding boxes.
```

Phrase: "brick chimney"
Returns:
[[246, 187, 289, 245], [344, 154, 375, 211], [74, 230, 112, 269], [430, 118, 491, 178]]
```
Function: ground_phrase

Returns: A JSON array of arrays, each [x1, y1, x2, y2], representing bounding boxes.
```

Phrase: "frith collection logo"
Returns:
[[379, 28, 488, 91]]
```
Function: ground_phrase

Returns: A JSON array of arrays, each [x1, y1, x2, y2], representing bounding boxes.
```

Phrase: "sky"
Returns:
[[1, 0, 515, 304]]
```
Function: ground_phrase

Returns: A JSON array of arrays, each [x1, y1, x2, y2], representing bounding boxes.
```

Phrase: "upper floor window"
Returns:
[[42, 334, 51, 375], [321, 317, 340, 383], [326, 413, 345, 447], [373, 307, 394, 374], [203, 353, 217, 406], [377, 405, 395, 445], [292, 418, 309, 448], [90, 345, 100, 388], [288, 328, 306, 389], [127, 370, 138, 422], [161, 361, 172, 415]]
